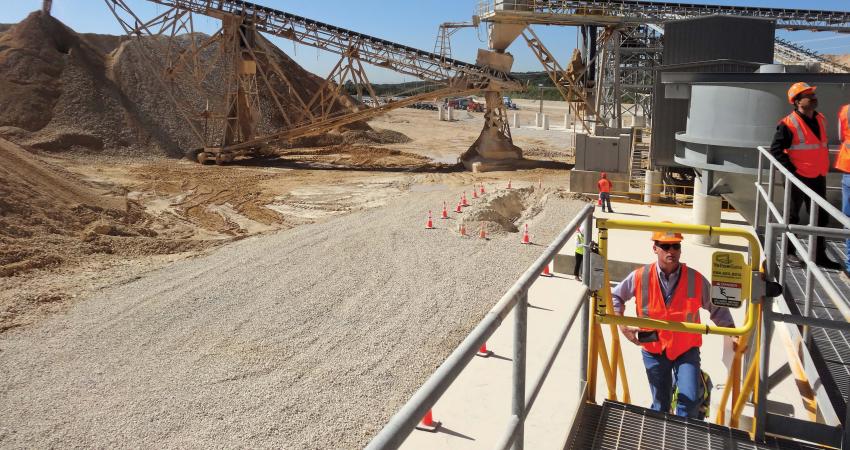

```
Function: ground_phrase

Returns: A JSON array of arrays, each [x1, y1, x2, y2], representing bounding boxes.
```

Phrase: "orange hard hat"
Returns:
[[787, 82, 816, 105], [650, 221, 683, 243], [600, 172, 607, 178]]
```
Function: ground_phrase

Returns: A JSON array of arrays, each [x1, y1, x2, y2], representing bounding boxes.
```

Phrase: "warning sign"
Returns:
[[710, 252, 746, 308]]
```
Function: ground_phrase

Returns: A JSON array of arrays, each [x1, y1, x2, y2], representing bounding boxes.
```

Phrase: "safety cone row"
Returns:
[[455, 202, 462, 213], [441, 202, 449, 219], [416, 409, 440, 432], [521, 223, 531, 244], [472, 188, 478, 199], [461, 192, 469, 207], [425, 210, 434, 229]]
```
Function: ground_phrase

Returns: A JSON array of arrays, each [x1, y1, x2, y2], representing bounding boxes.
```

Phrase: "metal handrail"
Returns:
[[756, 146, 850, 229], [753, 145, 850, 444], [365, 204, 595, 450]]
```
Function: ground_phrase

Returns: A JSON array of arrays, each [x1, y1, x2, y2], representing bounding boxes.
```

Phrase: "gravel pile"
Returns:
[[0, 185, 587, 448]]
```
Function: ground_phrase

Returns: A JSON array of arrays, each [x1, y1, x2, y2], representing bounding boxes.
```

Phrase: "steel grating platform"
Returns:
[[781, 240, 850, 421], [564, 400, 823, 449]]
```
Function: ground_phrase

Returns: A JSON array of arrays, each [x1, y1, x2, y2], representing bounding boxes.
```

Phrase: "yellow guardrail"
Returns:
[[585, 219, 762, 433]]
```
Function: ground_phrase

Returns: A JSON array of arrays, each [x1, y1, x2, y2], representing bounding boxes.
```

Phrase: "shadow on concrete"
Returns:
[[487, 353, 513, 362], [529, 303, 554, 312], [606, 211, 650, 218], [435, 425, 475, 441]]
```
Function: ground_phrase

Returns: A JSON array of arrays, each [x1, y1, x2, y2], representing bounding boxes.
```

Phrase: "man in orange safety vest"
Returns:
[[837, 103, 850, 279], [769, 82, 841, 270], [612, 225, 735, 418], [597, 172, 614, 213]]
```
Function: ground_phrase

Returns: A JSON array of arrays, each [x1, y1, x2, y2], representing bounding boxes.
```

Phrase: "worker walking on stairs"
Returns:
[[598, 172, 614, 213], [612, 225, 735, 418], [837, 103, 850, 280], [769, 82, 841, 270]]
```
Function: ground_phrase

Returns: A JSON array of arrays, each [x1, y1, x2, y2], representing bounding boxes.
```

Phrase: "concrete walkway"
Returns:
[[401, 202, 810, 449]]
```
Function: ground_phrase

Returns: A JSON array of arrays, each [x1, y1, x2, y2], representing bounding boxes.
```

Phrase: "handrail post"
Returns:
[[755, 224, 777, 442], [778, 176, 792, 288], [754, 153, 764, 235], [802, 203, 819, 343], [512, 289, 528, 450], [579, 212, 593, 397]]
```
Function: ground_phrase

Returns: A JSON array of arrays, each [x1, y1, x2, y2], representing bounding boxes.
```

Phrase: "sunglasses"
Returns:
[[655, 243, 681, 251]]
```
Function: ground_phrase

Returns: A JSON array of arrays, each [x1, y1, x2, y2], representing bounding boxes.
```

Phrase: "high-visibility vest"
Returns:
[[837, 105, 850, 173], [780, 111, 830, 178], [634, 263, 703, 360], [575, 231, 585, 255], [598, 178, 612, 193]]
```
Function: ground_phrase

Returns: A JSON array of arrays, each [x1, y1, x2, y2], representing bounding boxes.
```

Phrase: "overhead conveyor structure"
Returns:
[[477, 0, 850, 129], [104, 0, 523, 165]]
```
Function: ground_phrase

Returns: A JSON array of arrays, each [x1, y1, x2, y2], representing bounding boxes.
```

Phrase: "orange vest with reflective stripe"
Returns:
[[634, 263, 703, 360], [837, 105, 850, 173], [780, 111, 830, 178], [598, 178, 612, 193]]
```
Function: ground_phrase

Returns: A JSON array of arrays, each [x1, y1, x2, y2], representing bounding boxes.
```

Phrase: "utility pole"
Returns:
[[42, 0, 52, 15]]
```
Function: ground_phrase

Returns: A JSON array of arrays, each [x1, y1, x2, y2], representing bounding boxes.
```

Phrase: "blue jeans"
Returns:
[[642, 347, 701, 418], [843, 174, 850, 272], [600, 192, 613, 211]]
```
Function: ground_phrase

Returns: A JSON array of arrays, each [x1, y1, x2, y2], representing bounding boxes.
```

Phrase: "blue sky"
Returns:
[[2, 0, 849, 82]]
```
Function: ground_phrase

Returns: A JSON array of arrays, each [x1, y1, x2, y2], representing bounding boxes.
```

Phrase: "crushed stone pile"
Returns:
[[0, 11, 402, 157]]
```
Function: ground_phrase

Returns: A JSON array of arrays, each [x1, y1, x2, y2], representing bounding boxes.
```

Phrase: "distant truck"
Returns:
[[502, 96, 518, 110]]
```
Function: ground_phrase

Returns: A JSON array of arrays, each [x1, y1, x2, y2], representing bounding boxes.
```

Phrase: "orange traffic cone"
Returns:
[[462, 192, 469, 207], [478, 223, 487, 239], [521, 224, 531, 244], [425, 210, 434, 229], [477, 341, 492, 357], [472, 188, 478, 199], [459, 222, 467, 236], [597, 196, 602, 206], [480, 184, 485, 195], [541, 262, 553, 277], [441, 202, 449, 219], [455, 202, 462, 213], [416, 409, 440, 432], [507, 179, 512, 189]]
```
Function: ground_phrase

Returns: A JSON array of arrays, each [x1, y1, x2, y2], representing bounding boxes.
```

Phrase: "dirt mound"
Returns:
[[460, 186, 552, 234], [0, 138, 209, 278], [0, 11, 405, 156], [826, 53, 850, 70]]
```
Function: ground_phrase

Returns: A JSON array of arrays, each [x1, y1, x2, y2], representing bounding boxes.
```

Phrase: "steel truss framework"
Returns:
[[479, 0, 849, 130], [477, 0, 850, 33], [105, 0, 522, 161]]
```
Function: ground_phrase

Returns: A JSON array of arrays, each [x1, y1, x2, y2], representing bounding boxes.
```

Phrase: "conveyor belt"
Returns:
[[781, 240, 850, 421], [564, 400, 823, 449]]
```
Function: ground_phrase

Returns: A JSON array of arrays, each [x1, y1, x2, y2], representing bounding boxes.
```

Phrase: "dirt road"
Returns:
[[0, 185, 585, 448]]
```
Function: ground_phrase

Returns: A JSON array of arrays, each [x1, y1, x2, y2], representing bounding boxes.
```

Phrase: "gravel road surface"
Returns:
[[0, 183, 585, 449]]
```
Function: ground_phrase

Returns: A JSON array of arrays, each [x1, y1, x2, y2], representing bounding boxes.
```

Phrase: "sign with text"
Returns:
[[710, 252, 747, 308]]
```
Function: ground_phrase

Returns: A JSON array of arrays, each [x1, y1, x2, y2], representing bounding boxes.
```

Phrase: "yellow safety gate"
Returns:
[[585, 219, 767, 437]]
